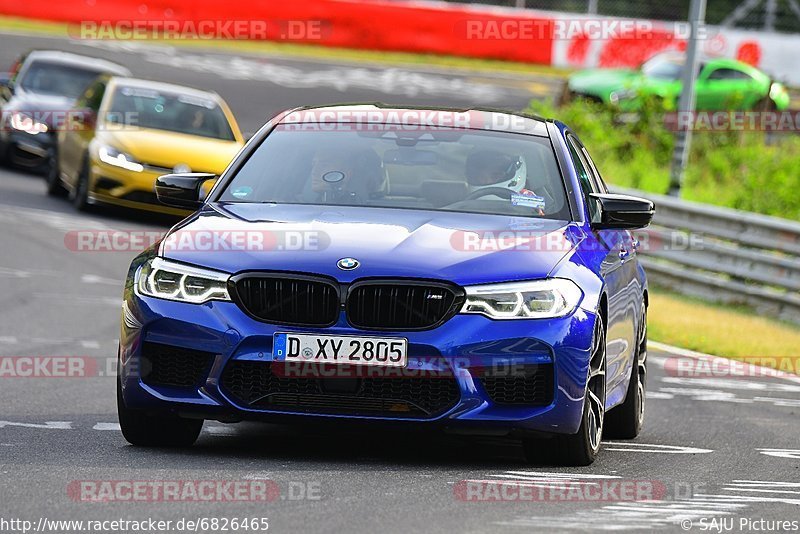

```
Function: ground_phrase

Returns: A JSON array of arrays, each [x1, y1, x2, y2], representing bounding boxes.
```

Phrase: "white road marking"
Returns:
[[80, 274, 120, 286], [92, 422, 120, 431], [657, 387, 754, 403], [242, 472, 273, 480], [498, 498, 747, 531], [646, 391, 675, 399], [0, 421, 73, 430], [661, 376, 800, 394], [80, 41, 509, 101], [755, 449, 800, 459], [0, 336, 18, 344], [753, 396, 800, 407], [651, 341, 800, 385], [697, 492, 800, 506], [603, 442, 713, 454]]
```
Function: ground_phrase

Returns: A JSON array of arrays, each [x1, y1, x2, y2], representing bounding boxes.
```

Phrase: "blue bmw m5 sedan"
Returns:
[[118, 104, 654, 465]]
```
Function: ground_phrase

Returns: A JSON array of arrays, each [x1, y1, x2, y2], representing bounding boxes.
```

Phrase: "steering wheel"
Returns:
[[465, 187, 515, 201]]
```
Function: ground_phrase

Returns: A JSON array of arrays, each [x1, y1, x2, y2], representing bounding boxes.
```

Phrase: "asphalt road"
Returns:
[[0, 31, 559, 136], [0, 31, 799, 534]]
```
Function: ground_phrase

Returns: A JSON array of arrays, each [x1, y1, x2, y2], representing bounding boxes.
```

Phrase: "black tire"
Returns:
[[605, 306, 648, 439], [0, 140, 9, 166], [71, 157, 92, 211], [117, 377, 203, 447], [524, 315, 607, 466], [754, 96, 777, 112], [45, 148, 67, 197]]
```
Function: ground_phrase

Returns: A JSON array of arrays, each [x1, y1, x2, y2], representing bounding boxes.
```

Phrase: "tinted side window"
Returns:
[[579, 145, 609, 193], [566, 135, 600, 222], [707, 68, 752, 81]]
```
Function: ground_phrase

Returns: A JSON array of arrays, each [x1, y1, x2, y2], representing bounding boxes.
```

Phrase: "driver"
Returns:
[[465, 149, 527, 196], [465, 149, 545, 214]]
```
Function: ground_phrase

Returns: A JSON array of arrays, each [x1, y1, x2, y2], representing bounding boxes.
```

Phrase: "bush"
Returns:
[[527, 98, 800, 220]]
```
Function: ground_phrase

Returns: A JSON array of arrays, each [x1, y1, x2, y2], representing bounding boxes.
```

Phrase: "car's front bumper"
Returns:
[[88, 158, 190, 216], [1, 130, 54, 170], [119, 292, 596, 436]]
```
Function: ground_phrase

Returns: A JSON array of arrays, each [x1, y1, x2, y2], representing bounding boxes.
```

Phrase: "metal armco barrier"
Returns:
[[614, 186, 800, 324]]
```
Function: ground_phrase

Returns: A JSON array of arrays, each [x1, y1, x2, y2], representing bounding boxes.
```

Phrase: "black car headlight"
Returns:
[[136, 257, 231, 304], [461, 279, 583, 319]]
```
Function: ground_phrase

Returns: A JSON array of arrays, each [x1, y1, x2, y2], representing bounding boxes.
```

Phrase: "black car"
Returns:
[[0, 50, 130, 173]]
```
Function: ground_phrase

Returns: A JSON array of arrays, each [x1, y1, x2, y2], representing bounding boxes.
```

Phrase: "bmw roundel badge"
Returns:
[[337, 257, 360, 270]]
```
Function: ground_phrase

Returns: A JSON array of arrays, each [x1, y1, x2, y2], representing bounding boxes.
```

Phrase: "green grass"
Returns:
[[649, 289, 800, 369], [529, 97, 800, 220]]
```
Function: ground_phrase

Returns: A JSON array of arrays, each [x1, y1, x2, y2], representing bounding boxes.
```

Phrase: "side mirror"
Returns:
[[589, 193, 654, 230], [155, 173, 216, 209]]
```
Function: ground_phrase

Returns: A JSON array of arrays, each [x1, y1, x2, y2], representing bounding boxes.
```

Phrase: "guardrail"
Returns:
[[613, 186, 800, 325]]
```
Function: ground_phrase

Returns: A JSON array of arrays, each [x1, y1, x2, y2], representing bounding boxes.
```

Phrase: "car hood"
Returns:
[[5, 93, 75, 128], [100, 128, 242, 174], [160, 203, 582, 286], [568, 68, 642, 95]]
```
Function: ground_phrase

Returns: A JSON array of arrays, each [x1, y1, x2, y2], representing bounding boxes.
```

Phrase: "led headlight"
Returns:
[[136, 257, 231, 304], [461, 279, 582, 319], [98, 145, 144, 172], [9, 112, 48, 134]]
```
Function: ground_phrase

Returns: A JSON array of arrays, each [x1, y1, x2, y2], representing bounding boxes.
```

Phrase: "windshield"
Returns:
[[107, 86, 235, 141], [217, 125, 571, 221], [641, 56, 684, 80], [19, 61, 105, 99]]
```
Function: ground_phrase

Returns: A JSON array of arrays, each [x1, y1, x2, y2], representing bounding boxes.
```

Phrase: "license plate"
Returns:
[[273, 332, 407, 368]]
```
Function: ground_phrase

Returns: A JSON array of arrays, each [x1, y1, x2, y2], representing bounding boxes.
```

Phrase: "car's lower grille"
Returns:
[[233, 276, 339, 326], [221, 361, 461, 417], [140, 342, 214, 388], [347, 282, 462, 330], [122, 191, 160, 205], [481, 364, 554, 406]]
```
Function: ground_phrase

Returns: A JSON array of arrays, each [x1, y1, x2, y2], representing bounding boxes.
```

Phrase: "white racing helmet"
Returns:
[[465, 149, 527, 195]]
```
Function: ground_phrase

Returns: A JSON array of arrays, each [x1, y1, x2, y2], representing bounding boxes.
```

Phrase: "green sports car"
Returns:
[[566, 52, 790, 111]]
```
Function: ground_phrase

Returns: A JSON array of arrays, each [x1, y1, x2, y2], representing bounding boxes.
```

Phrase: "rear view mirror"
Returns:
[[589, 193, 655, 230], [155, 173, 217, 209], [383, 148, 439, 166]]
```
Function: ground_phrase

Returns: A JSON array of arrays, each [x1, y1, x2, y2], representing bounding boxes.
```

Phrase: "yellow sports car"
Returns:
[[49, 76, 244, 215]]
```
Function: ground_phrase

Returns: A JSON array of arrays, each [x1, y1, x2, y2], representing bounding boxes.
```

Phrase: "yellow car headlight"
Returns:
[[98, 145, 144, 173]]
